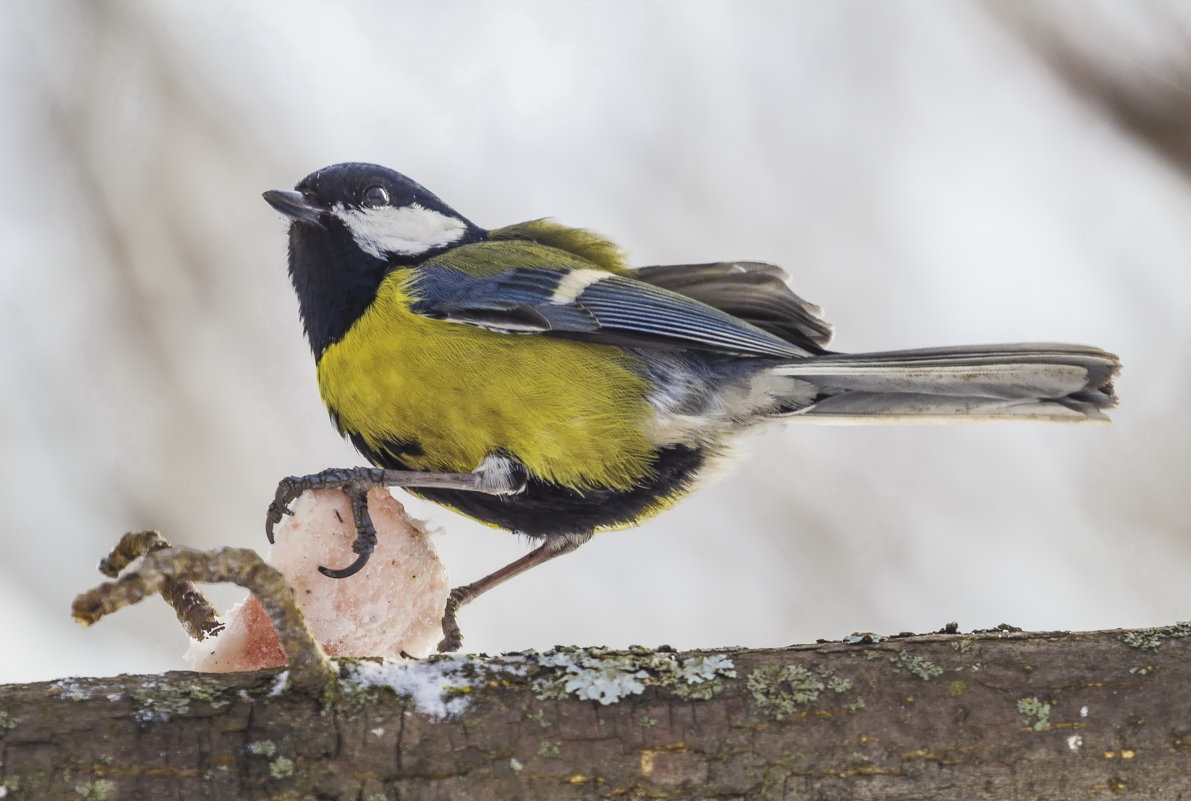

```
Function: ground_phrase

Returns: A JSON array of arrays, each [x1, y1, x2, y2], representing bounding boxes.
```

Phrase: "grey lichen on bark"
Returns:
[[3, 628, 1191, 800]]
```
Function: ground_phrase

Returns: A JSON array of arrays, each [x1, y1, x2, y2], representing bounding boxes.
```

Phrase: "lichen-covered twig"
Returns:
[[95, 530, 224, 640], [72, 543, 333, 694]]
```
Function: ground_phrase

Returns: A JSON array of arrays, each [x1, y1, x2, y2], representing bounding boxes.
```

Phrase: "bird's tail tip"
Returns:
[[775, 343, 1120, 423]]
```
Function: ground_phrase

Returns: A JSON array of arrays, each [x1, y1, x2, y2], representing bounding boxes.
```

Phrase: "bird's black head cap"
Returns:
[[264, 162, 485, 359]]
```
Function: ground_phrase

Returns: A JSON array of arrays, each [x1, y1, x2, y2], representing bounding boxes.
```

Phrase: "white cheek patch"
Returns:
[[334, 202, 468, 258]]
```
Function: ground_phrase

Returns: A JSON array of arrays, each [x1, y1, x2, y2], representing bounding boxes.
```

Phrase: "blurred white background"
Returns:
[[2, 1, 1189, 684]]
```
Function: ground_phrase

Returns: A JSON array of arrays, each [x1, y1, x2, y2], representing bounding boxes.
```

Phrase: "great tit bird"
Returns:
[[263, 162, 1118, 651]]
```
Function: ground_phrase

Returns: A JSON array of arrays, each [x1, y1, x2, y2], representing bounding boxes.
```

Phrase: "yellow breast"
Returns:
[[316, 271, 655, 492]]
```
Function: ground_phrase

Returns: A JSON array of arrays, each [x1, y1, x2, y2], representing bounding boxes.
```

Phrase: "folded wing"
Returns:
[[408, 264, 811, 358]]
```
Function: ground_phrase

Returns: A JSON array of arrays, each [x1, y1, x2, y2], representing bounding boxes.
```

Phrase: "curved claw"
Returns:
[[436, 587, 468, 652], [318, 549, 372, 579], [265, 505, 294, 544], [265, 480, 301, 543], [265, 510, 282, 544]]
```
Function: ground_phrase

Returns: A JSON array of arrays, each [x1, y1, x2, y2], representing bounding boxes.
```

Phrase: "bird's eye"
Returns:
[[362, 185, 390, 208]]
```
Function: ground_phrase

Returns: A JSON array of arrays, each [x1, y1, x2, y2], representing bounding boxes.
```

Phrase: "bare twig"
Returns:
[[94, 530, 224, 640], [73, 542, 333, 694]]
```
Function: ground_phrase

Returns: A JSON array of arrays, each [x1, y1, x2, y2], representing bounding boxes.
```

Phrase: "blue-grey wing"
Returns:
[[408, 265, 808, 358], [635, 261, 834, 352]]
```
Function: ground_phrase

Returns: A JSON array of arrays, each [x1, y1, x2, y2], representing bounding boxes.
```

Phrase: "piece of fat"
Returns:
[[192, 488, 449, 672]]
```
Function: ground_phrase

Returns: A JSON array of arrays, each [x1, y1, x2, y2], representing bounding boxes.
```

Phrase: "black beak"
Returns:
[[263, 189, 324, 224]]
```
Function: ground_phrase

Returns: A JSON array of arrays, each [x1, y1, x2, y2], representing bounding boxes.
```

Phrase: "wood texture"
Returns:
[[3, 627, 1191, 799]]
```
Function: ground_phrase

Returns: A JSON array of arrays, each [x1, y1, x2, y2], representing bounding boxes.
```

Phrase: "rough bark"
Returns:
[[3, 627, 1191, 800]]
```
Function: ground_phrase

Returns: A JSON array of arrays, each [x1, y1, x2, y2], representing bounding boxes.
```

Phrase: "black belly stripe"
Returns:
[[347, 432, 705, 538]]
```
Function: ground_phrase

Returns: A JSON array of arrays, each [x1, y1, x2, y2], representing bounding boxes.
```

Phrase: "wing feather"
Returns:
[[634, 261, 834, 351], [409, 265, 807, 358]]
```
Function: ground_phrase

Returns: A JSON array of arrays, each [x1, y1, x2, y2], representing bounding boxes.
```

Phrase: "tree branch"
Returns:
[[3, 627, 1191, 799]]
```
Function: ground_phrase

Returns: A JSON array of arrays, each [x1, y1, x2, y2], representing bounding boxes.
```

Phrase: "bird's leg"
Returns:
[[265, 466, 523, 579], [437, 531, 593, 653]]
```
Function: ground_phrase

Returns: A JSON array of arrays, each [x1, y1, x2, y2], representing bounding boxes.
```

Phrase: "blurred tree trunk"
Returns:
[[991, 2, 1191, 179], [2, 628, 1190, 800]]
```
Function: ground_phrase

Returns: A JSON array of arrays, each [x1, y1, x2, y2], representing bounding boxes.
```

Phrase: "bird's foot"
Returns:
[[265, 468, 387, 577], [436, 586, 471, 653]]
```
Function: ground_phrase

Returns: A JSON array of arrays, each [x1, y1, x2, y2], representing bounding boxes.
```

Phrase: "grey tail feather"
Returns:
[[774, 344, 1119, 423]]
